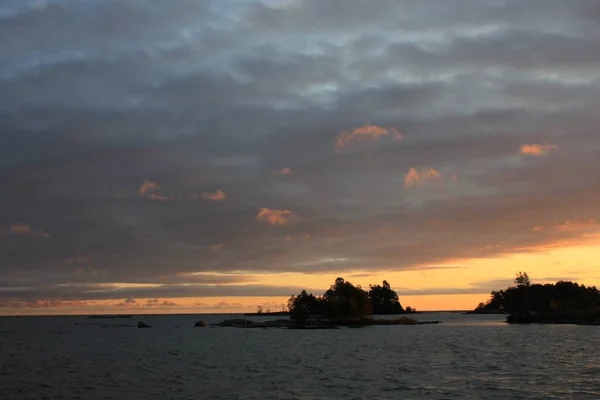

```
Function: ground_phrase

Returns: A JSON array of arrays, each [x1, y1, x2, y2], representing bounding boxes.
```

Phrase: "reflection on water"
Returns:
[[1, 313, 599, 399]]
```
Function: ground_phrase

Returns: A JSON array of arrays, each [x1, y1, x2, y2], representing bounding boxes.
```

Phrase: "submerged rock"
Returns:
[[137, 321, 151, 328], [194, 321, 207, 327]]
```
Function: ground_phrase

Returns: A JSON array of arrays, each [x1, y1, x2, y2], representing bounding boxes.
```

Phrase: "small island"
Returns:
[[212, 277, 438, 329], [472, 272, 600, 325]]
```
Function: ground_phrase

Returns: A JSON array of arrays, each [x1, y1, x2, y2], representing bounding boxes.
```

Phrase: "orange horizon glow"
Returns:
[[2, 234, 599, 316]]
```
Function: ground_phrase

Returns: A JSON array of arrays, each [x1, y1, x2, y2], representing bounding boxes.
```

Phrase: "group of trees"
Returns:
[[475, 272, 600, 313], [288, 278, 411, 320]]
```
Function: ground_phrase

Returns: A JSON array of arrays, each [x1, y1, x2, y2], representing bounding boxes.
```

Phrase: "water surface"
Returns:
[[1, 313, 599, 399]]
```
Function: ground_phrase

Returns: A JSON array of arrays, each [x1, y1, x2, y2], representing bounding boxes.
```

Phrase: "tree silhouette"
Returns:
[[287, 277, 412, 320], [514, 271, 531, 287], [369, 280, 404, 314], [475, 272, 600, 314], [322, 277, 372, 319], [287, 290, 324, 321]]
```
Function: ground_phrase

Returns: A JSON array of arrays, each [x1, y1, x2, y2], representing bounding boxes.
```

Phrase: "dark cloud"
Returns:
[[0, 284, 324, 302], [1, 1, 599, 304]]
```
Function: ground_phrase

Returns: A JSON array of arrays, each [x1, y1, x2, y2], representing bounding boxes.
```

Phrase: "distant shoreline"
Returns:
[[0, 310, 476, 318]]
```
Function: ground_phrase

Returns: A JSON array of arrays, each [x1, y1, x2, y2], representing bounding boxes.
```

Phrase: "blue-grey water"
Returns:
[[1, 312, 599, 400]]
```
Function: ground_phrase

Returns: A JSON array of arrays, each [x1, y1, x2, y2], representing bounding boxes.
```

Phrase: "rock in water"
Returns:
[[138, 321, 151, 328], [194, 321, 207, 327]]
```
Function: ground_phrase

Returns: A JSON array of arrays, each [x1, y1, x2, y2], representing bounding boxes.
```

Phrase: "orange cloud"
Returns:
[[197, 300, 245, 309], [115, 297, 138, 307], [404, 168, 445, 187], [335, 125, 403, 151], [15, 300, 89, 308], [519, 144, 559, 156], [9, 224, 32, 235], [7, 223, 50, 238], [256, 208, 297, 226], [196, 189, 226, 201], [275, 167, 293, 175], [140, 179, 159, 195], [66, 256, 92, 265]]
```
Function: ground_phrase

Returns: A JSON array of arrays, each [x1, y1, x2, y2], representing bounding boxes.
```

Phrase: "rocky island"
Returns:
[[207, 277, 440, 328], [472, 272, 600, 326]]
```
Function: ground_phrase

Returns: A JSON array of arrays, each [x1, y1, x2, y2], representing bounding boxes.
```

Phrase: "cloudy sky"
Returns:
[[2, 0, 600, 314]]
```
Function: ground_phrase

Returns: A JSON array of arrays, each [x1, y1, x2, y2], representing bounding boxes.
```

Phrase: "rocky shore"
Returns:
[[206, 317, 441, 329]]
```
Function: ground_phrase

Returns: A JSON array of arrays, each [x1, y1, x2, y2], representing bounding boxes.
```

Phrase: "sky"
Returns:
[[1, 0, 600, 315]]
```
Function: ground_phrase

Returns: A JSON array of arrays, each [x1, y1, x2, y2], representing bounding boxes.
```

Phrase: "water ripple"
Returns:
[[1, 314, 599, 399]]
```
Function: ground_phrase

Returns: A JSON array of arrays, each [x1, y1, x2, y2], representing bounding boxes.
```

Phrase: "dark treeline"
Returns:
[[287, 277, 413, 321], [475, 272, 600, 314]]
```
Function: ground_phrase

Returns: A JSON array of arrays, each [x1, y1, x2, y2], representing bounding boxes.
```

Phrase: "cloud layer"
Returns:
[[2, 0, 600, 306]]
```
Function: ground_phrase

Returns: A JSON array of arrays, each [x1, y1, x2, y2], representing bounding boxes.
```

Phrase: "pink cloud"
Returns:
[[150, 193, 175, 202], [211, 243, 225, 250], [139, 180, 176, 201], [335, 125, 403, 151], [194, 189, 226, 201], [275, 167, 292, 175], [140, 179, 159, 195], [256, 208, 297, 226]]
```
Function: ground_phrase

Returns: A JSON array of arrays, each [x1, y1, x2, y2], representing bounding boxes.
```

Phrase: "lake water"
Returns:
[[1, 312, 599, 399]]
